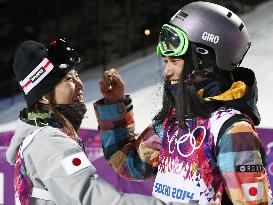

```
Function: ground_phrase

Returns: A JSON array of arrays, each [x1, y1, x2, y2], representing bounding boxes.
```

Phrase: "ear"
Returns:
[[38, 93, 51, 104]]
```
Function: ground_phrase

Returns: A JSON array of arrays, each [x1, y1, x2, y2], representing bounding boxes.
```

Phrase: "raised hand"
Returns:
[[99, 68, 125, 103]]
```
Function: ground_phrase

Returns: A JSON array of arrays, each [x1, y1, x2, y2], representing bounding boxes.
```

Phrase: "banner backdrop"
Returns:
[[0, 128, 272, 205]]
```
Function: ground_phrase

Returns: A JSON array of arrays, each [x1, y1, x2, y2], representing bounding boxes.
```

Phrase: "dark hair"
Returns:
[[175, 60, 212, 128], [153, 81, 174, 124], [30, 91, 78, 139], [153, 51, 233, 128]]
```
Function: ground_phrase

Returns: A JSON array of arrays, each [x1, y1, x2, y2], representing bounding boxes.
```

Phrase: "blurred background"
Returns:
[[0, 0, 273, 204], [0, 0, 269, 98]]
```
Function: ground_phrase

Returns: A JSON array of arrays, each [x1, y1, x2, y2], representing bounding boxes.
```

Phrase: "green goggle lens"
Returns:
[[157, 24, 189, 57]]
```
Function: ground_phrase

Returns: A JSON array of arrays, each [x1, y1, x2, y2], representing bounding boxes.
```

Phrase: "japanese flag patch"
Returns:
[[61, 152, 92, 175], [241, 182, 263, 201]]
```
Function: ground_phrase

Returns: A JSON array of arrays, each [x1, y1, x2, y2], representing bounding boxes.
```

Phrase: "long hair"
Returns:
[[153, 52, 232, 129], [30, 92, 78, 140], [175, 60, 212, 128], [153, 80, 175, 124]]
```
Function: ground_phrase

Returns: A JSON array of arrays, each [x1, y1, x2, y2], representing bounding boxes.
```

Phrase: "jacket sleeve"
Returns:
[[217, 121, 272, 204], [93, 96, 162, 180], [25, 127, 165, 205]]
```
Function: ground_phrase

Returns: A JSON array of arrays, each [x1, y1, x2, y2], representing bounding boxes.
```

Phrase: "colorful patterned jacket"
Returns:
[[94, 96, 272, 204]]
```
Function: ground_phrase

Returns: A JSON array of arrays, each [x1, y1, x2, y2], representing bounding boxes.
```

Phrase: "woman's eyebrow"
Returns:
[[64, 74, 73, 79]]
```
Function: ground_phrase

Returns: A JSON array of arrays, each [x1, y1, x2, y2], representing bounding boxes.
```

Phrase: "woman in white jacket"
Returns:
[[6, 39, 181, 205]]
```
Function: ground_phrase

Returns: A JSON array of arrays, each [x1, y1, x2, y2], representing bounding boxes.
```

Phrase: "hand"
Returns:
[[99, 68, 125, 103]]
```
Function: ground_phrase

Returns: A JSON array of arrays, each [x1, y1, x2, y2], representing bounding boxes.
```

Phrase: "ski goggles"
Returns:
[[20, 38, 81, 95], [157, 24, 189, 57], [47, 38, 81, 70]]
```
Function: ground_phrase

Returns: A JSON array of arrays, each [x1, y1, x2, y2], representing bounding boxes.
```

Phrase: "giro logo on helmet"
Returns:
[[202, 32, 219, 44]]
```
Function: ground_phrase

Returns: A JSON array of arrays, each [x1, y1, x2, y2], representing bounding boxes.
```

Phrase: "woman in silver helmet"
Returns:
[[95, 2, 272, 204]]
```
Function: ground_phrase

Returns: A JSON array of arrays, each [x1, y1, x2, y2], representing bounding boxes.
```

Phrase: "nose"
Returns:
[[164, 62, 174, 79], [75, 76, 84, 91]]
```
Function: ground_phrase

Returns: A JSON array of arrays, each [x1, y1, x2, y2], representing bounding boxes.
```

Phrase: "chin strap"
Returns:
[[190, 43, 199, 71], [238, 42, 251, 67]]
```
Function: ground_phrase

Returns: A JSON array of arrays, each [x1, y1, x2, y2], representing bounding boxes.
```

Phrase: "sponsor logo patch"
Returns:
[[236, 165, 263, 172]]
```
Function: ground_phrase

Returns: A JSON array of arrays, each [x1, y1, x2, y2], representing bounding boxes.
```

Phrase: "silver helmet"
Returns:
[[161, 1, 250, 71]]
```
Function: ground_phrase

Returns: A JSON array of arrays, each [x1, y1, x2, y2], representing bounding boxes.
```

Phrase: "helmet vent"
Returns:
[[239, 23, 244, 31], [227, 12, 232, 18]]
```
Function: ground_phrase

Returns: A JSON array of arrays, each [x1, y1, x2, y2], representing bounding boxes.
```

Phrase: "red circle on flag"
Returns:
[[72, 158, 81, 166], [249, 187, 258, 196]]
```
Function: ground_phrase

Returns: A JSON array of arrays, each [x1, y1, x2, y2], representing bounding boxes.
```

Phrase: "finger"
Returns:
[[103, 69, 121, 91], [109, 68, 116, 74], [100, 78, 114, 93], [99, 80, 109, 93], [111, 73, 124, 85], [109, 69, 121, 78], [103, 69, 113, 78], [105, 70, 113, 82], [105, 74, 113, 91], [108, 68, 122, 81], [102, 71, 109, 79], [100, 76, 110, 87], [101, 73, 113, 88], [99, 78, 108, 87]]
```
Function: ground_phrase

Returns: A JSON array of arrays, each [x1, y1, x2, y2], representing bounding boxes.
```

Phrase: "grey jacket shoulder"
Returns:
[[9, 121, 166, 205]]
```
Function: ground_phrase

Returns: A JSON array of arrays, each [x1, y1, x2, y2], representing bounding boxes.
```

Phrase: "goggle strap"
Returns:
[[179, 31, 189, 56], [238, 41, 251, 67], [190, 43, 199, 70], [156, 45, 162, 56]]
